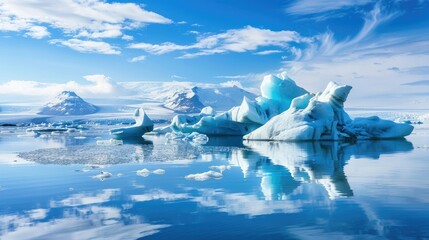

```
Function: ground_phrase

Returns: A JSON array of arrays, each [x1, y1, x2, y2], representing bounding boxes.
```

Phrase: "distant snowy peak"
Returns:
[[163, 85, 257, 113], [164, 88, 205, 113], [38, 91, 98, 115], [195, 85, 257, 111]]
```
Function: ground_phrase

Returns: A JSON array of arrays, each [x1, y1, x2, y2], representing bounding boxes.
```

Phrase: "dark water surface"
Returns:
[[0, 125, 428, 239]]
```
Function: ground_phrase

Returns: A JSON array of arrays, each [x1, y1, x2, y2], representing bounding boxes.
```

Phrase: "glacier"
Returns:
[[170, 71, 413, 141], [110, 108, 154, 139]]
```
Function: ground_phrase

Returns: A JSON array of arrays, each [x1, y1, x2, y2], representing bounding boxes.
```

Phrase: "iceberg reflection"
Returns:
[[242, 140, 413, 199]]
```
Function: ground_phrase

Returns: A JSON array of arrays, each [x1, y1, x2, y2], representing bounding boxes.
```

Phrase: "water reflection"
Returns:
[[242, 140, 413, 200]]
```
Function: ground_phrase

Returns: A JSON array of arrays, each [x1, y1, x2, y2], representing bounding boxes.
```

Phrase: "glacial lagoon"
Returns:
[[0, 124, 428, 239]]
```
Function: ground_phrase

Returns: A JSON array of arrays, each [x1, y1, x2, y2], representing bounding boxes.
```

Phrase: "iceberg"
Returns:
[[168, 71, 413, 140], [171, 97, 267, 136], [245, 81, 413, 141], [110, 108, 154, 139]]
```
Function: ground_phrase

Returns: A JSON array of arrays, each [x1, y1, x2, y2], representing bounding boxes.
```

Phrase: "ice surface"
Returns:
[[39, 91, 98, 116], [110, 108, 154, 138], [245, 80, 414, 141]]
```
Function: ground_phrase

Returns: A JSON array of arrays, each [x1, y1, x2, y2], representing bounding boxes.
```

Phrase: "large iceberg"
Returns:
[[170, 71, 413, 140], [244, 81, 413, 141], [110, 108, 154, 138]]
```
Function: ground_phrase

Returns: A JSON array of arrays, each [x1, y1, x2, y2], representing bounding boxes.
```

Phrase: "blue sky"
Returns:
[[0, 0, 428, 106]]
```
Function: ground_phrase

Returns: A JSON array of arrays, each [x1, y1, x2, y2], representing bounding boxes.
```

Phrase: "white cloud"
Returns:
[[0, 0, 171, 40], [282, 4, 429, 107], [50, 38, 120, 55], [286, 0, 373, 15], [254, 50, 283, 55], [0, 74, 125, 100], [24, 25, 50, 39], [171, 75, 186, 79], [129, 55, 146, 62], [129, 26, 305, 58]]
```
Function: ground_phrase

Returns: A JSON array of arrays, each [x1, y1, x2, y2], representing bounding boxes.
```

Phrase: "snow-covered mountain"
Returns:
[[163, 87, 205, 113], [120, 81, 258, 113], [38, 91, 98, 115]]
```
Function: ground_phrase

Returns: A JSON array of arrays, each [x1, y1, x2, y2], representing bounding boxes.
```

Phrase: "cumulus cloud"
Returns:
[[0, 0, 171, 40], [50, 39, 120, 54], [129, 26, 305, 58]]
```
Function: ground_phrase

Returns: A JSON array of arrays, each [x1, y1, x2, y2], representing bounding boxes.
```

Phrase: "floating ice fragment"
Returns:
[[92, 171, 112, 180], [136, 168, 151, 177], [74, 136, 87, 139], [185, 171, 223, 181], [110, 108, 154, 138], [166, 132, 209, 145], [209, 165, 231, 172], [152, 169, 165, 175]]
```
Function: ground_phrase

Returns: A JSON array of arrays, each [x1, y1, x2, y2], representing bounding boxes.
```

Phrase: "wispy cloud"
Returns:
[[129, 55, 146, 63], [286, 0, 373, 15], [129, 26, 305, 58], [171, 75, 186, 79], [50, 38, 120, 55], [254, 50, 283, 55], [281, 3, 429, 107]]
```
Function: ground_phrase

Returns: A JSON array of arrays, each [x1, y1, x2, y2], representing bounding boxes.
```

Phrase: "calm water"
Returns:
[[0, 124, 428, 239]]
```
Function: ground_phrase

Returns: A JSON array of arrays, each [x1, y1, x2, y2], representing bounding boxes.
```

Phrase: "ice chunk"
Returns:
[[184, 171, 223, 181], [92, 171, 112, 181], [136, 168, 151, 177], [152, 169, 165, 175], [200, 106, 215, 115], [171, 97, 266, 136], [165, 132, 209, 145], [345, 116, 414, 139], [149, 125, 172, 135], [209, 165, 231, 173], [110, 108, 154, 138]]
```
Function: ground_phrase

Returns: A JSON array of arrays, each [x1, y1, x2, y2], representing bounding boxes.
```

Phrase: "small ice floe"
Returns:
[[209, 165, 231, 173], [74, 136, 87, 139], [92, 171, 112, 181], [136, 168, 151, 177], [96, 139, 123, 145], [165, 132, 209, 145], [152, 169, 165, 175], [185, 170, 223, 181], [117, 173, 123, 177]]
